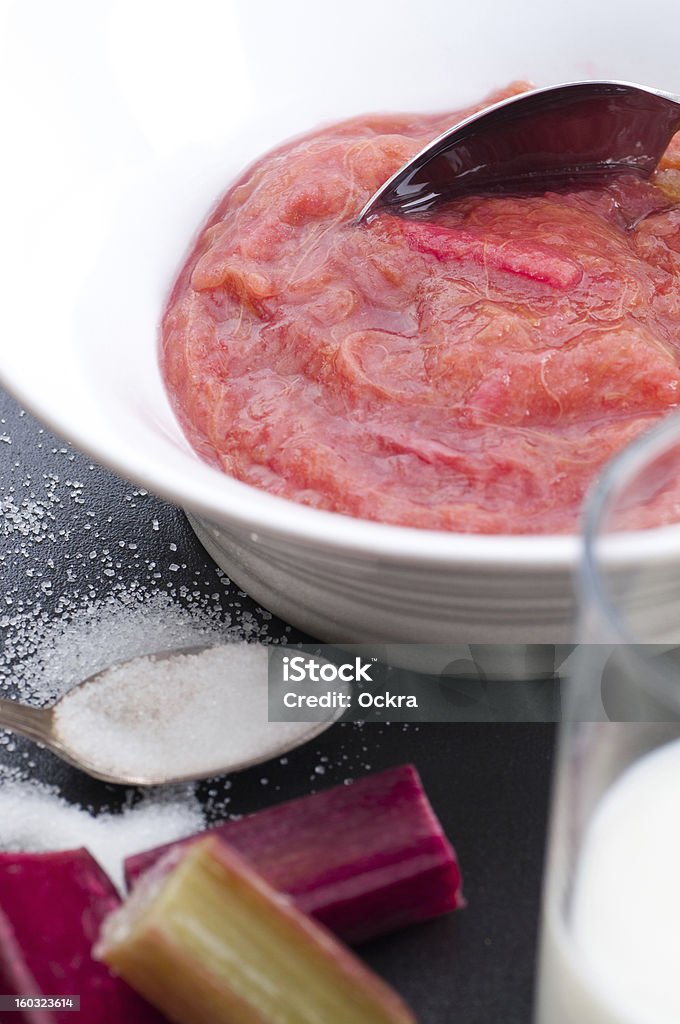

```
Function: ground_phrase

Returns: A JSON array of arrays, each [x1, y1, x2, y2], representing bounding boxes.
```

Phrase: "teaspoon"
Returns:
[[359, 80, 680, 219], [0, 645, 341, 787]]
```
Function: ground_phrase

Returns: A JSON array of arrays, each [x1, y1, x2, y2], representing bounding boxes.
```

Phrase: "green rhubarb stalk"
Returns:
[[97, 836, 416, 1024]]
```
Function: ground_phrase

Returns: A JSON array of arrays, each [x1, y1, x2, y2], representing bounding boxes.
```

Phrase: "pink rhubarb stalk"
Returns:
[[125, 764, 463, 944], [0, 849, 168, 1024]]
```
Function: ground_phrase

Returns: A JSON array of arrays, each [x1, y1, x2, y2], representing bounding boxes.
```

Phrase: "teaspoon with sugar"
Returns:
[[0, 644, 343, 786]]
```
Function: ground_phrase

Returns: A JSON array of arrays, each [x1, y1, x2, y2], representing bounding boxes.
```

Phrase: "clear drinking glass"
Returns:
[[534, 412, 680, 1024]]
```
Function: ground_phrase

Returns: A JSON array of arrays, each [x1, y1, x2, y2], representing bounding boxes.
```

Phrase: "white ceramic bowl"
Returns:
[[1, 0, 680, 666]]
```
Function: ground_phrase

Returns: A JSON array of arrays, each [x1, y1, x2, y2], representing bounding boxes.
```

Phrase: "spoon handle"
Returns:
[[0, 698, 53, 745]]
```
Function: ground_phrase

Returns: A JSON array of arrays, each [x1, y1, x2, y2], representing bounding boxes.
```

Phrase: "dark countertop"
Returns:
[[0, 384, 555, 1024]]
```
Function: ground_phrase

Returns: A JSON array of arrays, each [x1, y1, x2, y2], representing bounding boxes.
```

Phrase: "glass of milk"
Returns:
[[535, 412, 680, 1024]]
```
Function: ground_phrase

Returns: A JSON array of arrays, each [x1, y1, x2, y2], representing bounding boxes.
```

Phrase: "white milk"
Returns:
[[536, 738, 680, 1024]]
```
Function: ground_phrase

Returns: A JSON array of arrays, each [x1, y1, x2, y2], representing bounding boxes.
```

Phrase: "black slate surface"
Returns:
[[0, 384, 555, 1023]]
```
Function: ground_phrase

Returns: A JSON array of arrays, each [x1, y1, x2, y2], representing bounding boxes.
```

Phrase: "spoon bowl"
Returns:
[[0, 644, 343, 786], [359, 81, 680, 220]]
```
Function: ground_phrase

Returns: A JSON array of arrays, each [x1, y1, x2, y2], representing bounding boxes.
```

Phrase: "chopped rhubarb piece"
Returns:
[[125, 764, 463, 943], [98, 837, 416, 1024], [394, 217, 583, 289], [0, 849, 167, 1024]]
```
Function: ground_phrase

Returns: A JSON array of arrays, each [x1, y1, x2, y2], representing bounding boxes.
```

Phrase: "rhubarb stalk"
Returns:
[[124, 764, 463, 944], [0, 848, 167, 1024], [98, 837, 417, 1024]]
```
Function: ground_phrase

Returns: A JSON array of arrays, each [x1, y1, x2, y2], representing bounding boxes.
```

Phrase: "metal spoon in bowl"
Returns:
[[0, 645, 343, 786], [358, 80, 680, 220]]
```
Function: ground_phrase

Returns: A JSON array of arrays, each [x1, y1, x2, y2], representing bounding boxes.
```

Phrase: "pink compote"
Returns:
[[162, 85, 680, 533]]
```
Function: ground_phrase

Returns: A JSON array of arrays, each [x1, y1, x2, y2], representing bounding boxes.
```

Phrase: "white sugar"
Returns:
[[0, 779, 204, 891], [0, 589, 238, 710], [53, 644, 322, 782]]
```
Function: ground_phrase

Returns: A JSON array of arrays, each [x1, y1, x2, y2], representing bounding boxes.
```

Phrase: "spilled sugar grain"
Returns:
[[0, 775, 204, 891]]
